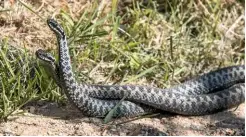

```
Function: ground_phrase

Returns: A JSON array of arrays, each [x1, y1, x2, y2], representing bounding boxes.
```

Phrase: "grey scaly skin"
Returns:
[[88, 65, 245, 98], [37, 50, 245, 115], [36, 50, 245, 97], [36, 49, 156, 115], [37, 18, 245, 117], [44, 19, 154, 117]]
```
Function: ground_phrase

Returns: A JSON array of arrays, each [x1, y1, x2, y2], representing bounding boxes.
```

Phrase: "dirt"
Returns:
[[0, 0, 244, 136], [0, 102, 244, 136]]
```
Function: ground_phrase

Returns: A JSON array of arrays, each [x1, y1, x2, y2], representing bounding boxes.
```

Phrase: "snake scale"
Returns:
[[36, 19, 245, 117]]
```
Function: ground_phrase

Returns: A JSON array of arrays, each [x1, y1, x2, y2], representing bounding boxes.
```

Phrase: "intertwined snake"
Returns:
[[36, 19, 245, 117]]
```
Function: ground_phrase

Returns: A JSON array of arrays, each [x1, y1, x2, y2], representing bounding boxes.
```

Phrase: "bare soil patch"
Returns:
[[0, 0, 244, 136], [0, 102, 244, 136]]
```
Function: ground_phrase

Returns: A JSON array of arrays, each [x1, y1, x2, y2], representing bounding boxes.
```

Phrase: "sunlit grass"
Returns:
[[0, 0, 244, 121]]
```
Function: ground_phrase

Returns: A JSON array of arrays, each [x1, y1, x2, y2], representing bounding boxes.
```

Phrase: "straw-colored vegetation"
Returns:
[[0, 0, 244, 121]]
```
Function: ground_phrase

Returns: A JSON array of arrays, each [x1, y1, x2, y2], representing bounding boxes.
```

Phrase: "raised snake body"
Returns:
[[36, 19, 245, 117]]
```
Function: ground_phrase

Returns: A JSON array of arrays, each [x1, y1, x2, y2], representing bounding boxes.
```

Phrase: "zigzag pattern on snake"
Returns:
[[36, 19, 245, 117]]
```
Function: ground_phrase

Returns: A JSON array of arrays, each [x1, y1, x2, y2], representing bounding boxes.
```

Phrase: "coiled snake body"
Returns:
[[36, 19, 245, 117]]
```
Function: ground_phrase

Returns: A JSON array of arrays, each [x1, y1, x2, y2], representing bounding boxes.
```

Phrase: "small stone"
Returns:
[[47, 131, 52, 135], [3, 128, 14, 136], [29, 106, 35, 113], [119, 132, 126, 136], [58, 133, 64, 136]]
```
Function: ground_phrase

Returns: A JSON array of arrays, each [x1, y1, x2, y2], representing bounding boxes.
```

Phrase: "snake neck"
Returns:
[[57, 35, 80, 97], [46, 19, 78, 93]]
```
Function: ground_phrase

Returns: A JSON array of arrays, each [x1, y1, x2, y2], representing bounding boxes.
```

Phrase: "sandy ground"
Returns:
[[0, 102, 244, 136], [0, 0, 244, 136]]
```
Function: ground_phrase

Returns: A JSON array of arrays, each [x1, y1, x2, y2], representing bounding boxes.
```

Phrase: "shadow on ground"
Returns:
[[4, 100, 241, 136]]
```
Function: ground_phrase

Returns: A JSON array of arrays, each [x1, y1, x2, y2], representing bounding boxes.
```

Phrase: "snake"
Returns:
[[36, 18, 245, 117]]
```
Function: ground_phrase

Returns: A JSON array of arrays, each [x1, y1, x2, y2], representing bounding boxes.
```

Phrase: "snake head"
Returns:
[[36, 49, 61, 84], [36, 49, 56, 63], [47, 18, 65, 38]]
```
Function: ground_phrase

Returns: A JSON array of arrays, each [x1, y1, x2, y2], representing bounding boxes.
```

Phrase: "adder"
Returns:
[[36, 19, 245, 117]]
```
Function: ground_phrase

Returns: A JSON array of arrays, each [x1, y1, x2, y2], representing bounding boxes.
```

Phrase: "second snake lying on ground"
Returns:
[[36, 19, 245, 117]]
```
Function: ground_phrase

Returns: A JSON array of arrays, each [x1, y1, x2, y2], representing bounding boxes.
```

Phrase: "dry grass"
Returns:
[[0, 0, 244, 120]]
